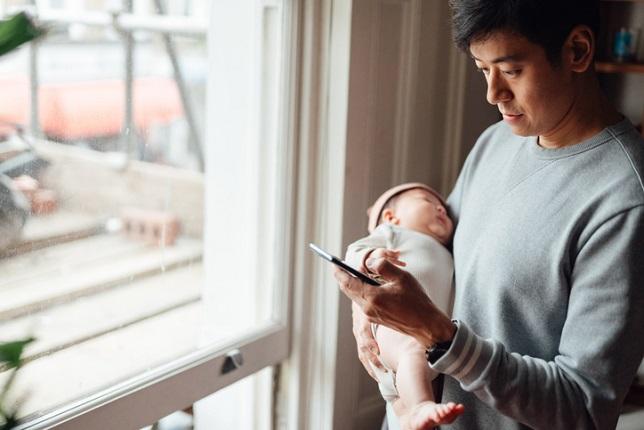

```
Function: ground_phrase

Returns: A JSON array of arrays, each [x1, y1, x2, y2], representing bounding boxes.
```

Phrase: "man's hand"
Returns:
[[352, 301, 384, 380], [335, 255, 456, 348]]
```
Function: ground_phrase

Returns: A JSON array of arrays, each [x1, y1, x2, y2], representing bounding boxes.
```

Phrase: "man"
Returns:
[[335, 0, 644, 429]]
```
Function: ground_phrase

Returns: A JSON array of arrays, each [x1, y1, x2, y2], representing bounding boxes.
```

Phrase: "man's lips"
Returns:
[[502, 112, 524, 122]]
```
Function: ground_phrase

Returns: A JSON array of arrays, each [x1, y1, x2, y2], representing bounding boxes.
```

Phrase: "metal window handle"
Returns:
[[221, 349, 244, 375]]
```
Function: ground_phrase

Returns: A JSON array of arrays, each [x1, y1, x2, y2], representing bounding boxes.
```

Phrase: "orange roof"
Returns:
[[0, 76, 183, 139]]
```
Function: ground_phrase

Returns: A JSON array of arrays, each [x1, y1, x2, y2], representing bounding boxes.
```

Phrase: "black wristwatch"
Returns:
[[425, 339, 453, 364]]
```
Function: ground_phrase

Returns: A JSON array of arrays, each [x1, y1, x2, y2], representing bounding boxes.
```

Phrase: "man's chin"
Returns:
[[507, 124, 533, 137]]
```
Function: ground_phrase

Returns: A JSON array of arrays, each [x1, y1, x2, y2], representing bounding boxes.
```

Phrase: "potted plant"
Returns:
[[0, 12, 43, 56], [0, 339, 35, 430]]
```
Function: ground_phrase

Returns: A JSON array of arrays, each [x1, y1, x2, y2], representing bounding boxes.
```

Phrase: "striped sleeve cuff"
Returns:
[[429, 320, 495, 387]]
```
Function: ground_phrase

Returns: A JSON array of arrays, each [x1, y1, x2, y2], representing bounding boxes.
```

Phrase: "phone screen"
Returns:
[[309, 243, 381, 286]]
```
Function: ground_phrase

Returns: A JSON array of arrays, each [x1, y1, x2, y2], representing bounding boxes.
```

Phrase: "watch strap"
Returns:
[[425, 321, 459, 364], [425, 338, 453, 364]]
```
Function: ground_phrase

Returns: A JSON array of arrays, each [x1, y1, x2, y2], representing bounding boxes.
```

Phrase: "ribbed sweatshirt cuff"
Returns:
[[429, 320, 495, 386]]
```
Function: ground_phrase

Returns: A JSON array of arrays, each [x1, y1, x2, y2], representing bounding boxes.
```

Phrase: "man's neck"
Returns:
[[538, 77, 623, 149]]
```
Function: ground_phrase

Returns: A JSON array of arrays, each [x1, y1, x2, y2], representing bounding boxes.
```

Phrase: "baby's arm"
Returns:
[[345, 232, 386, 271], [345, 226, 405, 272]]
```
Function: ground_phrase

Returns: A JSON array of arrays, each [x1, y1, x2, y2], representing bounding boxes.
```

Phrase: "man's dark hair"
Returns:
[[449, 0, 600, 65]]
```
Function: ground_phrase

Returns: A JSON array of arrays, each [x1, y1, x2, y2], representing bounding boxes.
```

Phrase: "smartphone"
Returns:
[[309, 243, 381, 286]]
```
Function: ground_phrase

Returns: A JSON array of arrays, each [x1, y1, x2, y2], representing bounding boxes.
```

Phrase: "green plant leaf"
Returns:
[[0, 12, 45, 57], [0, 412, 18, 430], [0, 338, 34, 369]]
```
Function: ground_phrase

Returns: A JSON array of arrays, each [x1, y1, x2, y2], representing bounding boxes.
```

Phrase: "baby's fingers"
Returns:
[[382, 250, 406, 267], [358, 343, 384, 380]]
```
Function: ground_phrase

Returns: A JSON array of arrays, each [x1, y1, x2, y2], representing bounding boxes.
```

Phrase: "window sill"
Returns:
[[1, 140, 206, 422]]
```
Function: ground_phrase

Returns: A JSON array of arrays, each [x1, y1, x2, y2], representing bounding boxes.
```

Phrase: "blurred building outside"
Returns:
[[0, 0, 208, 171]]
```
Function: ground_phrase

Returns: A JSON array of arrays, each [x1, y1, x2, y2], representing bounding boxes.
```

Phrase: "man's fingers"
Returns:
[[359, 337, 380, 359], [334, 266, 359, 295], [334, 266, 377, 306], [368, 350, 384, 370], [358, 354, 379, 381], [358, 326, 383, 370], [351, 301, 383, 378], [358, 346, 384, 380]]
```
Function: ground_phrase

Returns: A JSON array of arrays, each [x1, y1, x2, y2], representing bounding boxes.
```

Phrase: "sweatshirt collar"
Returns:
[[528, 117, 633, 160]]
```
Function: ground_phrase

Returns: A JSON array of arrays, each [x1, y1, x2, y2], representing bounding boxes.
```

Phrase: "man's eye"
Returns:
[[502, 69, 521, 77], [477, 68, 490, 75]]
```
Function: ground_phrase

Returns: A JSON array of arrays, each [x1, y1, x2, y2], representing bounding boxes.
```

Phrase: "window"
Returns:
[[0, 0, 295, 428]]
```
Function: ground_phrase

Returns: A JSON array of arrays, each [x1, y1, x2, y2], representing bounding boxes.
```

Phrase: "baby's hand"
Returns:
[[369, 248, 406, 268]]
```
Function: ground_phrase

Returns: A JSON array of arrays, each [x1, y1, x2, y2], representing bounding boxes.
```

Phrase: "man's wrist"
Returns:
[[419, 318, 457, 348], [440, 320, 458, 343]]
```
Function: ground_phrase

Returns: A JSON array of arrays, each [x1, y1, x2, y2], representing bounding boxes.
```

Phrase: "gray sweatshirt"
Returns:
[[432, 119, 644, 429]]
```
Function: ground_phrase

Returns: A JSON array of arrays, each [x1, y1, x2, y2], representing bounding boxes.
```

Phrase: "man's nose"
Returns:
[[486, 71, 512, 105]]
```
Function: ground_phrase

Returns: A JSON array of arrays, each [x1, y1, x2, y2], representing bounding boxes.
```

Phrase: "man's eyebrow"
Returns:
[[471, 54, 525, 64]]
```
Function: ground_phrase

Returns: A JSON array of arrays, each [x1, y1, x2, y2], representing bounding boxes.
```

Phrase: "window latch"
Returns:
[[221, 349, 244, 375]]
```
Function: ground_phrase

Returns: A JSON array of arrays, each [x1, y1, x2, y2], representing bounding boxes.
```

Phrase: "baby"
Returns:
[[345, 183, 463, 428]]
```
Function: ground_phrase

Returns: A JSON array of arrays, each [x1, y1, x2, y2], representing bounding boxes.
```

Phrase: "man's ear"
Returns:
[[564, 25, 595, 73], [381, 208, 399, 225]]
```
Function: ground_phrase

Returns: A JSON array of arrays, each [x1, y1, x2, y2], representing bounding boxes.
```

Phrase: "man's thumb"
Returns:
[[365, 256, 405, 280]]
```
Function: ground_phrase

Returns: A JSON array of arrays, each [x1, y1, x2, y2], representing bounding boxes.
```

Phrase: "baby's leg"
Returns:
[[377, 326, 464, 427], [376, 326, 435, 405]]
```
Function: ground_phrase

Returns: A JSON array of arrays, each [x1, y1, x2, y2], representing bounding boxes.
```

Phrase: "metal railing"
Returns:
[[19, 3, 207, 171]]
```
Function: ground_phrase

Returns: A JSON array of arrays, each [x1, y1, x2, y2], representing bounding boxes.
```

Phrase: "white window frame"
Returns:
[[13, 0, 302, 428]]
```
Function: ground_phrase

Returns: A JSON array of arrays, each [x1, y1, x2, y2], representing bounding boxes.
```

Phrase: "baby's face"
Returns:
[[387, 189, 454, 244]]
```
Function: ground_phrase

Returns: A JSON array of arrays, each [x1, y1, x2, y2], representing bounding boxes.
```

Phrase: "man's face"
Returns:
[[389, 189, 453, 245], [470, 30, 574, 137]]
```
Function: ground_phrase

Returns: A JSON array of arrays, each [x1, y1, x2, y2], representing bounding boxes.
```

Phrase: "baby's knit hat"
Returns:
[[367, 182, 445, 233]]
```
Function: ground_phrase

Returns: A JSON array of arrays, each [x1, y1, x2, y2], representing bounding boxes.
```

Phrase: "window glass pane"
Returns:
[[193, 367, 274, 430], [0, 0, 289, 423]]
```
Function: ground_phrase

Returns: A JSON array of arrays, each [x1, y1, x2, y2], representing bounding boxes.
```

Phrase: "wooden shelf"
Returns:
[[596, 61, 644, 74]]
